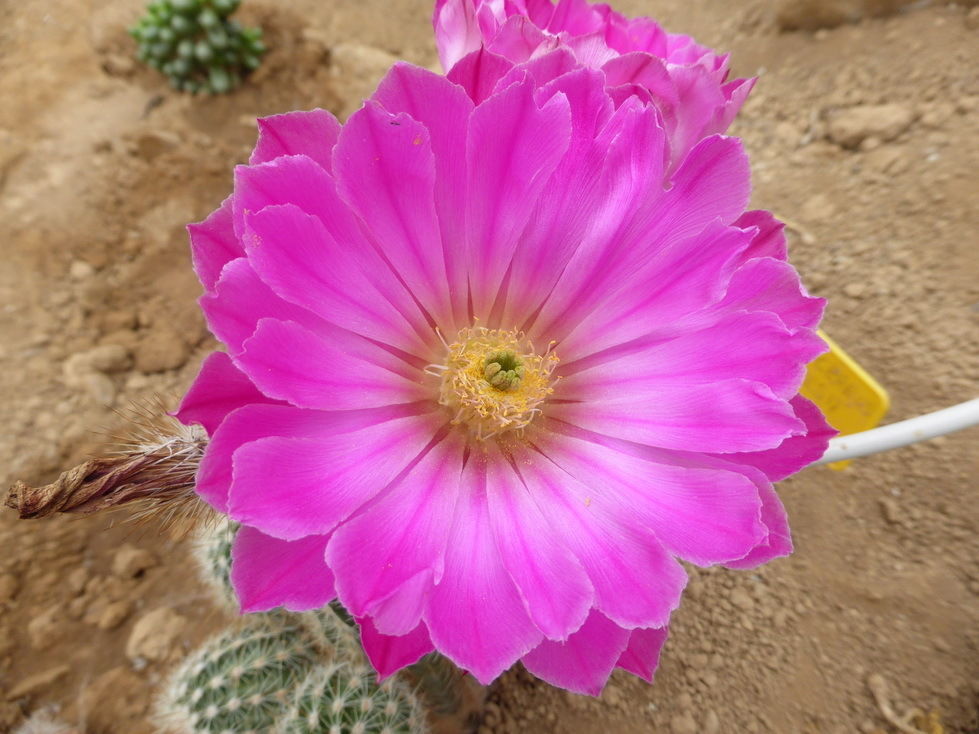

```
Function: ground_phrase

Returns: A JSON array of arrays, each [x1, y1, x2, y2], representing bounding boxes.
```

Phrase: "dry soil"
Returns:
[[0, 1, 977, 733]]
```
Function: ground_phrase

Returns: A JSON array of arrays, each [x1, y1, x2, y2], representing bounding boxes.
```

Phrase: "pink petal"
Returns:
[[659, 64, 728, 171], [524, 0, 557, 28], [249, 109, 342, 171], [538, 423, 799, 570], [513, 443, 687, 629], [360, 618, 434, 679], [484, 444, 593, 641], [200, 258, 323, 355], [716, 257, 826, 333], [536, 429, 767, 566], [364, 571, 433, 636], [554, 222, 752, 359], [175, 351, 280, 435], [231, 526, 334, 613], [333, 102, 454, 329], [723, 469, 793, 569], [714, 76, 756, 138], [604, 12, 669, 56], [498, 67, 620, 326], [373, 64, 475, 323], [546, 0, 604, 35], [328, 433, 464, 629], [648, 134, 752, 242], [197, 402, 426, 512], [512, 91, 667, 330], [607, 81, 655, 109], [434, 0, 484, 70], [446, 48, 514, 105], [734, 209, 788, 262], [601, 52, 675, 103], [553, 378, 805, 453], [564, 31, 620, 68], [233, 154, 343, 238], [720, 394, 836, 482], [532, 135, 749, 346], [562, 312, 826, 402], [243, 204, 431, 355], [228, 411, 442, 540], [495, 48, 579, 90], [535, 65, 615, 141], [234, 318, 427, 411], [423, 455, 544, 684], [233, 155, 434, 342], [615, 626, 669, 682], [465, 77, 572, 319], [485, 15, 552, 64], [522, 611, 631, 696], [188, 197, 242, 293]]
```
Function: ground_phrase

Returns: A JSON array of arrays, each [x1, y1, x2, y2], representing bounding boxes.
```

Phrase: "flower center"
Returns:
[[428, 327, 559, 440]]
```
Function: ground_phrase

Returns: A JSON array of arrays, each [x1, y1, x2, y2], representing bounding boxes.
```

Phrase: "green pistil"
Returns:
[[484, 351, 523, 391]]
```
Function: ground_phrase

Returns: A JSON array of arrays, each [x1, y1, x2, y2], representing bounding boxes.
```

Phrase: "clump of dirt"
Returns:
[[1, 0, 976, 733]]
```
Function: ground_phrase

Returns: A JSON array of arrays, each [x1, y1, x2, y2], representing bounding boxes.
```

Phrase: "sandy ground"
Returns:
[[0, 0, 977, 732]]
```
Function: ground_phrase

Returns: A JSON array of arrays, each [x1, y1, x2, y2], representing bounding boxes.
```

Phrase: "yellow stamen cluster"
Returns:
[[428, 327, 559, 440]]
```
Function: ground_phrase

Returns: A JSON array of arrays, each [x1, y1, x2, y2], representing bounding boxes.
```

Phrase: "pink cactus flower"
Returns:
[[434, 0, 756, 174], [177, 56, 832, 695]]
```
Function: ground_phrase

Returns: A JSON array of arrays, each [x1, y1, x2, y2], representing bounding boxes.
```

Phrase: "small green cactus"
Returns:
[[192, 520, 359, 658], [192, 517, 238, 610], [129, 0, 266, 94], [157, 615, 318, 733], [405, 654, 466, 717], [156, 614, 428, 734], [279, 662, 428, 734], [297, 606, 363, 664], [193, 519, 364, 665]]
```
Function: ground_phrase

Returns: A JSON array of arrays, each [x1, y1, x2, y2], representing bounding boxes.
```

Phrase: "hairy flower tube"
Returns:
[[434, 0, 755, 173], [176, 53, 833, 695]]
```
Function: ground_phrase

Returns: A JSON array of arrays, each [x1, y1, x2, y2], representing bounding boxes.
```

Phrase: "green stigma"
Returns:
[[484, 351, 523, 391]]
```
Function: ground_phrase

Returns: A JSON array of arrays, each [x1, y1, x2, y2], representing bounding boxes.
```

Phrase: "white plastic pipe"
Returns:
[[816, 397, 979, 464]]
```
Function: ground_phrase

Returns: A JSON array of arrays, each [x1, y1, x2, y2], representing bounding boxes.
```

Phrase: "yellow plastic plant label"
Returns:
[[800, 331, 890, 470]]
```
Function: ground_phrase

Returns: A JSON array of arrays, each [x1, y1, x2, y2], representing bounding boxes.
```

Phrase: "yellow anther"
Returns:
[[429, 327, 558, 440]]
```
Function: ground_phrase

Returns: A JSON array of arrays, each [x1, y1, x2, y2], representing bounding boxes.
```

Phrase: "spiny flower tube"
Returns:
[[433, 0, 755, 174], [176, 55, 833, 695]]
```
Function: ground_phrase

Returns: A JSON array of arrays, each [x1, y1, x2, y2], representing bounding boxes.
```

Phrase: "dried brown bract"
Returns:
[[5, 398, 209, 531]]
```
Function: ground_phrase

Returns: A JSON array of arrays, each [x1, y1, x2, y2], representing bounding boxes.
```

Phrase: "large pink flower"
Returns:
[[434, 0, 755, 173], [176, 56, 832, 695]]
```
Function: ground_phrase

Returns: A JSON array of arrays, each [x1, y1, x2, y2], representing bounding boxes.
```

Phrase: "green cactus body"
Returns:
[[298, 606, 363, 664], [157, 616, 319, 733], [279, 662, 428, 734], [157, 615, 428, 734], [129, 0, 265, 94], [192, 518, 238, 611], [193, 520, 360, 663], [181, 524, 429, 733]]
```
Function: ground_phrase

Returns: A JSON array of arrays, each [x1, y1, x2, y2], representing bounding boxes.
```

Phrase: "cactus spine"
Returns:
[[157, 615, 318, 733], [156, 613, 429, 733], [278, 662, 427, 734], [191, 518, 238, 611], [166, 524, 430, 733]]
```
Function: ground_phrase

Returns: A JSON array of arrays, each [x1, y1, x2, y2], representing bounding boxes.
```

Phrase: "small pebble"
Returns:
[[112, 545, 158, 579], [0, 574, 19, 604], [731, 588, 755, 611]]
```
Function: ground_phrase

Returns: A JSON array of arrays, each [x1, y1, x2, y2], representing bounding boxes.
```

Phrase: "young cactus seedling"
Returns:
[[130, 0, 266, 94]]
